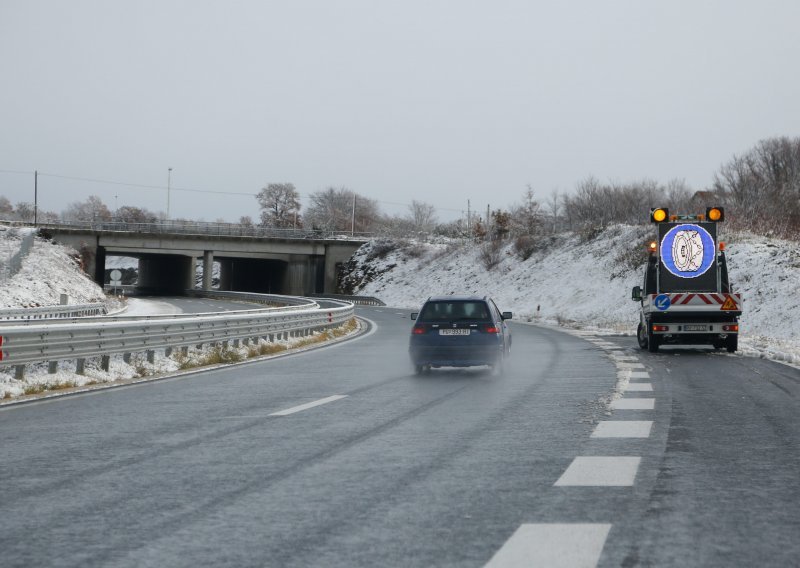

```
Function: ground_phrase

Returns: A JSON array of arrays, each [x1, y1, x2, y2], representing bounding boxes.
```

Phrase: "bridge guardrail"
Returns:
[[0, 293, 354, 376], [308, 293, 386, 306], [0, 303, 108, 320]]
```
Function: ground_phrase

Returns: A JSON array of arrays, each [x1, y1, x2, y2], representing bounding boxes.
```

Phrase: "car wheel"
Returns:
[[637, 322, 648, 350], [725, 336, 738, 353]]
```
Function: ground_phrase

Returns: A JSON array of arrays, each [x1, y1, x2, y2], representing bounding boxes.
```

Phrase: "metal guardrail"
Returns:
[[37, 220, 372, 241], [309, 293, 386, 306], [0, 292, 354, 374], [0, 303, 107, 320]]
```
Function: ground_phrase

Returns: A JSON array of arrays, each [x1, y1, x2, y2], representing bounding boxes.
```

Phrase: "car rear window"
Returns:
[[419, 301, 491, 322]]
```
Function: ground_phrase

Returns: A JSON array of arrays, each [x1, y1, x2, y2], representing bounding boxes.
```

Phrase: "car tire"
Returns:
[[725, 336, 738, 353]]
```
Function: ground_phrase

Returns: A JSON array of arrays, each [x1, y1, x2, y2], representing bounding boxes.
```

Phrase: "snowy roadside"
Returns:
[[342, 225, 800, 370]]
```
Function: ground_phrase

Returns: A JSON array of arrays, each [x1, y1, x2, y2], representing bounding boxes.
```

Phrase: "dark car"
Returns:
[[409, 296, 512, 375]]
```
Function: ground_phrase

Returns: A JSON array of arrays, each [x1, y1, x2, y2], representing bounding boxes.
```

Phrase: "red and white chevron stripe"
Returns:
[[650, 293, 741, 309]]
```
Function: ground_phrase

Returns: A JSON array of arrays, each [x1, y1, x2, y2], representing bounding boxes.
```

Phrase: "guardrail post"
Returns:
[[147, 350, 155, 364], [222, 340, 229, 349], [48, 361, 58, 374], [165, 347, 173, 357], [181, 346, 189, 357], [101, 356, 110, 372], [76, 359, 85, 375], [123, 353, 131, 364], [233, 339, 240, 348], [15, 365, 25, 380]]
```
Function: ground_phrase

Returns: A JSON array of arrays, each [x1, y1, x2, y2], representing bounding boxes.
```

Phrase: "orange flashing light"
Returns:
[[647, 241, 658, 252], [719, 241, 726, 251]]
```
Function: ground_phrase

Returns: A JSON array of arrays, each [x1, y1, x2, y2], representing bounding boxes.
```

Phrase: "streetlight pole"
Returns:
[[34, 170, 38, 226], [166, 167, 172, 220]]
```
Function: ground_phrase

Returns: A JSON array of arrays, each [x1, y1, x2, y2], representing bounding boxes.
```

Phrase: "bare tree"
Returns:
[[546, 190, 561, 233], [256, 183, 302, 228], [305, 187, 380, 233], [115, 205, 159, 223], [239, 216, 254, 227], [407, 200, 437, 232], [0, 196, 13, 218], [509, 186, 541, 236], [63, 195, 112, 223], [14, 202, 35, 223], [713, 136, 800, 236]]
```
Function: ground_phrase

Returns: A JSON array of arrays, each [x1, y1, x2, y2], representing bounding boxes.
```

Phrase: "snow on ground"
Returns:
[[0, 227, 112, 309], [341, 225, 800, 366]]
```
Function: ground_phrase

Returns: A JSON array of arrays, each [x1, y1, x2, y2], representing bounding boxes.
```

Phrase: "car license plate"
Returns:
[[684, 325, 707, 331], [440, 329, 470, 336]]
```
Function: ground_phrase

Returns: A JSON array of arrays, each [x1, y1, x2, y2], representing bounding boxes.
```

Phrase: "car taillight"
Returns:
[[722, 324, 739, 332], [484, 325, 500, 334], [412, 325, 426, 335], [652, 325, 669, 332]]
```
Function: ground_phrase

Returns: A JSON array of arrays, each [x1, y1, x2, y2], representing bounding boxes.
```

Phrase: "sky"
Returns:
[[1, 0, 799, 223]]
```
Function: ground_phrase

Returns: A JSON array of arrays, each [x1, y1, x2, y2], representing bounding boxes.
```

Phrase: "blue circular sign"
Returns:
[[654, 294, 671, 311], [660, 224, 715, 279]]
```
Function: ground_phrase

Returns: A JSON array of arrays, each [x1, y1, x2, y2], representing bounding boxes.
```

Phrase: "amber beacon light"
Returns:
[[650, 207, 669, 223], [706, 207, 725, 222]]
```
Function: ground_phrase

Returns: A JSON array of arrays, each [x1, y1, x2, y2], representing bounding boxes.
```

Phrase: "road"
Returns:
[[0, 306, 798, 567]]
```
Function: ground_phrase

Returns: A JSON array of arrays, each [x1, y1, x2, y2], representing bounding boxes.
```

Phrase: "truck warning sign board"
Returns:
[[658, 222, 718, 293]]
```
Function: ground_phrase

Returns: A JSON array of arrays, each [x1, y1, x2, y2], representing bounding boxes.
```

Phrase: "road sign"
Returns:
[[110, 269, 122, 281], [654, 294, 671, 311], [721, 296, 739, 311]]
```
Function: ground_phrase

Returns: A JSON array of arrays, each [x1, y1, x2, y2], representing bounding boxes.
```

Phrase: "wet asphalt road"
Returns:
[[0, 306, 798, 567]]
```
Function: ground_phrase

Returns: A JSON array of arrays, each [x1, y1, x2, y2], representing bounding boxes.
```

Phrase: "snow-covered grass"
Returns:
[[341, 225, 800, 366]]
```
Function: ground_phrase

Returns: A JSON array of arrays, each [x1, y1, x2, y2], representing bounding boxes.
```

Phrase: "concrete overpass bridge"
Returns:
[[40, 222, 368, 296]]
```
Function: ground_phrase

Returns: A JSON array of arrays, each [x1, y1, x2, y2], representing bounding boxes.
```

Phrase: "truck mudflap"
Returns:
[[643, 292, 742, 316]]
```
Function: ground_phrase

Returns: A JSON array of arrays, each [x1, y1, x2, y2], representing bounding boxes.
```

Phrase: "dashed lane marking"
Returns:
[[628, 371, 650, 380], [610, 398, 655, 410], [591, 421, 653, 438], [555, 457, 641, 486], [268, 395, 348, 417], [623, 383, 653, 392], [485, 523, 612, 568], [614, 362, 646, 370]]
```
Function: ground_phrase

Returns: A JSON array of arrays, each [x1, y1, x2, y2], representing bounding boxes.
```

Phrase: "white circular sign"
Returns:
[[110, 269, 122, 281]]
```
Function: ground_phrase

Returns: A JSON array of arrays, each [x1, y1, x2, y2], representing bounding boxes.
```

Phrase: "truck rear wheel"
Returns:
[[637, 322, 648, 350], [726, 336, 738, 353]]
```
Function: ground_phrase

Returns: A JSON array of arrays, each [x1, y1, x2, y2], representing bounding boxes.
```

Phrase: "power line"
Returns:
[[0, 169, 465, 214]]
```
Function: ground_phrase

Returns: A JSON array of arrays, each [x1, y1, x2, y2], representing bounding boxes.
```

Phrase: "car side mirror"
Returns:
[[631, 286, 642, 302], [501, 311, 512, 320], [410, 313, 418, 320]]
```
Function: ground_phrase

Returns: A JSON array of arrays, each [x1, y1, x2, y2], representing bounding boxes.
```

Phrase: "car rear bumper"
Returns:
[[410, 345, 503, 367]]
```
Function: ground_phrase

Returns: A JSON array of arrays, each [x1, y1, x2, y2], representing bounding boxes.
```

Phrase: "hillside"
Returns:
[[340, 225, 800, 363]]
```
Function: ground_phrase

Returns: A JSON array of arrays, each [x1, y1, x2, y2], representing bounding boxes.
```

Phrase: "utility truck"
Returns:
[[631, 206, 742, 353]]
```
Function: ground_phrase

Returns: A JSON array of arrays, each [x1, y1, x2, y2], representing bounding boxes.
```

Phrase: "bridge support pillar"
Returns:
[[202, 250, 214, 290]]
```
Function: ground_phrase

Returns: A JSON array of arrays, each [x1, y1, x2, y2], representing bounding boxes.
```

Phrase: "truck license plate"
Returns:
[[440, 329, 470, 336], [684, 325, 707, 331]]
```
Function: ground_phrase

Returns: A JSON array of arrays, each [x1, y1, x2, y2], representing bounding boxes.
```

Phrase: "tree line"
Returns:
[[2, 136, 796, 239]]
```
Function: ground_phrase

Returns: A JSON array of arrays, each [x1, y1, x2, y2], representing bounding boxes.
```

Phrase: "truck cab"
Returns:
[[632, 207, 741, 353]]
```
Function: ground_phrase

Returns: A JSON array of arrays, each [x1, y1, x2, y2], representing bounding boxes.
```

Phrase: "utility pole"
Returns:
[[351, 193, 356, 236], [467, 199, 471, 234], [34, 170, 38, 226], [166, 167, 172, 220]]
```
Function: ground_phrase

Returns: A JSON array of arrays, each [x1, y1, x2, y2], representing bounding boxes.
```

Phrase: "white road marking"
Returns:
[[623, 383, 653, 392], [628, 371, 650, 380], [610, 398, 655, 410], [485, 523, 612, 568], [269, 395, 348, 416], [615, 362, 646, 370], [591, 421, 653, 438], [555, 457, 641, 486]]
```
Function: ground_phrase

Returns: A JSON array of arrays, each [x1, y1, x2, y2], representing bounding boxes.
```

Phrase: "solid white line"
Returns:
[[623, 383, 653, 392], [269, 395, 348, 416], [555, 457, 641, 486], [591, 421, 653, 438], [485, 523, 612, 568], [610, 398, 655, 410]]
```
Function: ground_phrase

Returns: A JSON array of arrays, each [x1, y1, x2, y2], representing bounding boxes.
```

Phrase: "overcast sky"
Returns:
[[2, 0, 798, 222]]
